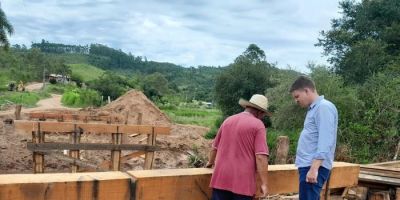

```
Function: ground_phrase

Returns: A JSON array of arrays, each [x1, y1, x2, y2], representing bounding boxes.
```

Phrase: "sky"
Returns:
[[1, 0, 342, 72]]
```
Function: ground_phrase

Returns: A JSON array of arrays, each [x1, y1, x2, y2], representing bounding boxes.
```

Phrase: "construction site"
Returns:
[[0, 89, 399, 200]]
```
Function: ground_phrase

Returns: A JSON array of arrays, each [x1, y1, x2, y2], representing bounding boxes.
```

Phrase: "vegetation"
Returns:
[[68, 63, 105, 82], [0, 6, 14, 49], [0, 91, 49, 109], [61, 87, 102, 107], [0, 0, 399, 164]]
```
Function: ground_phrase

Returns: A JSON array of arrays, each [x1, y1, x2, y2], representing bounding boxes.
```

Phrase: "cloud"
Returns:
[[1, 0, 341, 72]]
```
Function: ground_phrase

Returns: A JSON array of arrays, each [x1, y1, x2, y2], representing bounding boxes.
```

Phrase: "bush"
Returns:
[[61, 88, 102, 107]]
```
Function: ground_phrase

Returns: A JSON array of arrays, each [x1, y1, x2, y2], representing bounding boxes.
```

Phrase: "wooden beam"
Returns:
[[14, 120, 171, 135], [128, 162, 360, 199], [27, 143, 160, 151], [41, 121, 75, 133], [28, 112, 124, 123], [358, 174, 400, 186], [0, 172, 131, 200], [77, 123, 118, 134]]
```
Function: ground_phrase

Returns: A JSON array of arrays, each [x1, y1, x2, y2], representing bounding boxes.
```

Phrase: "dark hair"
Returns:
[[289, 75, 316, 92]]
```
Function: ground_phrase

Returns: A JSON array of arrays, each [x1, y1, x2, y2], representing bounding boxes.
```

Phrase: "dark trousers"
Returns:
[[298, 166, 330, 200], [211, 188, 253, 200]]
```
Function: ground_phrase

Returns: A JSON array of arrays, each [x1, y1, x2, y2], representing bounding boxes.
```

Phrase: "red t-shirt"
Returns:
[[210, 112, 269, 196]]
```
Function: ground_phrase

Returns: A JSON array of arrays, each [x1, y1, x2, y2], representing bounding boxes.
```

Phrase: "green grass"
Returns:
[[0, 91, 50, 109], [68, 63, 105, 82], [161, 106, 222, 128]]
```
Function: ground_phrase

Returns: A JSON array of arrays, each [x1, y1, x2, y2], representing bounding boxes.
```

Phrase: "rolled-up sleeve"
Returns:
[[313, 104, 336, 160]]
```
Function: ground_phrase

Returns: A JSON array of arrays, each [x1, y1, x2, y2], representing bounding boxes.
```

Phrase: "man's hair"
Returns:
[[289, 75, 316, 92]]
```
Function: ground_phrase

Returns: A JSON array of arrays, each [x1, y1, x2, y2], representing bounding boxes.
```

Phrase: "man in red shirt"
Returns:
[[206, 94, 270, 200]]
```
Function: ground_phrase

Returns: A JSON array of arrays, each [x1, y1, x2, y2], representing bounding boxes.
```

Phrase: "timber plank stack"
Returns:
[[358, 161, 400, 200]]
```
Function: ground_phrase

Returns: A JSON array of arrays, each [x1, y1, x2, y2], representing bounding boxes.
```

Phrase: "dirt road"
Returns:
[[0, 94, 78, 117], [24, 82, 44, 91]]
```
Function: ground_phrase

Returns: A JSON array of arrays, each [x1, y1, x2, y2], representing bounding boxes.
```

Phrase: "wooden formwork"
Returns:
[[0, 162, 360, 200], [14, 120, 171, 173]]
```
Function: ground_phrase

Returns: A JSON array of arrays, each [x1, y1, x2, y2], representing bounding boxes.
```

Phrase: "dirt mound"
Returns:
[[97, 90, 171, 125]]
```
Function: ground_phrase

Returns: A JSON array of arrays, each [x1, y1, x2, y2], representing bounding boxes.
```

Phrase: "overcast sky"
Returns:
[[2, 0, 342, 72]]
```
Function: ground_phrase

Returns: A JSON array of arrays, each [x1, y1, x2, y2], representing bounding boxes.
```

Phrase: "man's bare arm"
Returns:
[[256, 154, 269, 196], [206, 149, 217, 168]]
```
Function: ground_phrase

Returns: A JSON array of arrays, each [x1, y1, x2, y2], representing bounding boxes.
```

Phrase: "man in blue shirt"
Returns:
[[290, 76, 338, 200]]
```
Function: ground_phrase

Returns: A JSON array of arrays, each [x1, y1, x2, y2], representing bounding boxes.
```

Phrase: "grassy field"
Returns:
[[0, 91, 50, 109], [68, 63, 105, 82], [161, 106, 222, 128]]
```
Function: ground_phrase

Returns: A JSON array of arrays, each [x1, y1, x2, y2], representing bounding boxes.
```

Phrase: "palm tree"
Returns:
[[0, 5, 14, 49]]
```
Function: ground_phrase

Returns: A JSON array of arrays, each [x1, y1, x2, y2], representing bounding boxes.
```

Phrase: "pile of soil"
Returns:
[[0, 89, 211, 173], [96, 90, 171, 125]]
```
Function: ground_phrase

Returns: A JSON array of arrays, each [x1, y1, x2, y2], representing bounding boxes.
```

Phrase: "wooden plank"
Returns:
[[14, 121, 38, 134], [40, 121, 75, 133], [366, 161, 400, 168], [358, 174, 400, 186], [153, 126, 171, 135], [27, 143, 160, 151], [360, 170, 400, 179], [28, 113, 124, 123], [129, 162, 360, 199], [15, 120, 170, 135], [0, 172, 131, 200], [77, 123, 118, 133], [118, 125, 152, 134]]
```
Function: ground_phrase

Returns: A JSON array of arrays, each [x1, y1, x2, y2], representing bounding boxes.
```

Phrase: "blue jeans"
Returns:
[[298, 166, 330, 200], [211, 188, 253, 200]]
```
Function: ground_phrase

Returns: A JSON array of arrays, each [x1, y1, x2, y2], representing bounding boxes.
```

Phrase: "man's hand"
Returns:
[[306, 168, 318, 183], [205, 161, 214, 168], [260, 183, 268, 197]]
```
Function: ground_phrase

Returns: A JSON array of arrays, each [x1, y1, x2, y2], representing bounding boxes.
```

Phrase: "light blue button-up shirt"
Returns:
[[295, 96, 338, 170]]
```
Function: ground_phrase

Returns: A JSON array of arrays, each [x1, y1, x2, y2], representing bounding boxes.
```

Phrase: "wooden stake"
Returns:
[[275, 136, 289, 164], [111, 128, 122, 171], [32, 123, 44, 173], [69, 125, 81, 173], [144, 128, 156, 169], [14, 105, 22, 120]]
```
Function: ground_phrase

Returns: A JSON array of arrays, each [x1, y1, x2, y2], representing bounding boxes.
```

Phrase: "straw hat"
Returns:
[[239, 94, 272, 116]]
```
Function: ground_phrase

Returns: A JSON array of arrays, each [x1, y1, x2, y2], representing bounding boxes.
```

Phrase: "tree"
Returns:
[[141, 72, 170, 101], [0, 6, 14, 49], [214, 44, 275, 118], [317, 0, 400, 84]]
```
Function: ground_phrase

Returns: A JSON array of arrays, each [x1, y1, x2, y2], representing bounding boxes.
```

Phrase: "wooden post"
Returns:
[[144, 127, 156, 169], [14, 104, 22, 120], [396, 188, 400, 200], [32, 123, 44, 173], [69, 125, 81, 173], [111, 129, 122, 171], [275, 136, 289, 164]]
